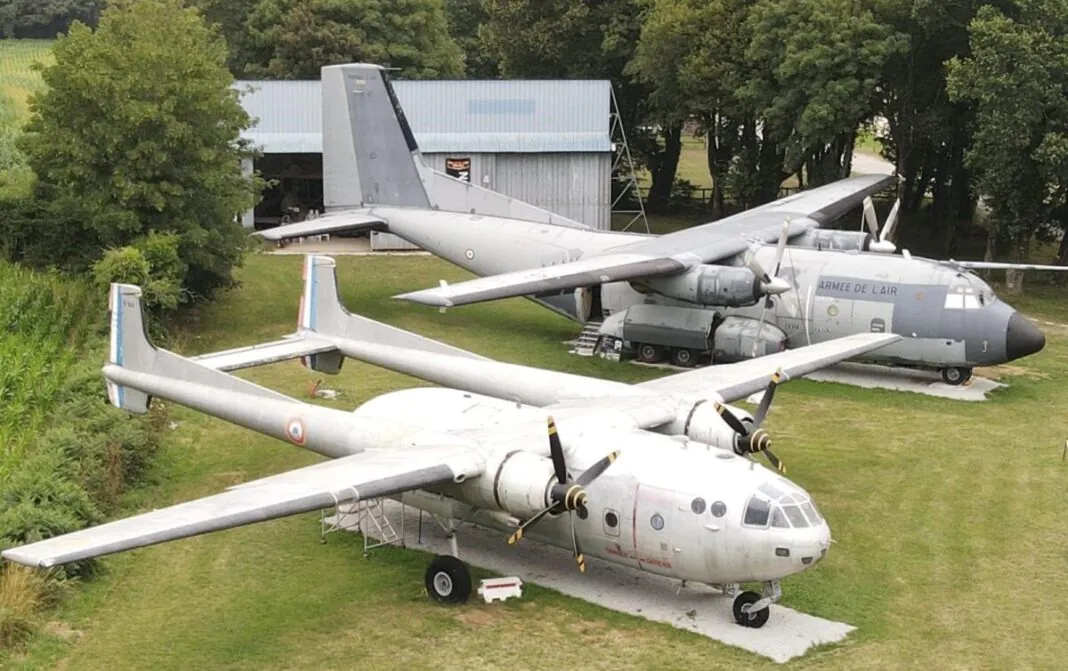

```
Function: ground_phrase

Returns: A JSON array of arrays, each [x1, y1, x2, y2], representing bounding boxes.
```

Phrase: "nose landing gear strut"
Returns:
[[731, 580, 781, 628]]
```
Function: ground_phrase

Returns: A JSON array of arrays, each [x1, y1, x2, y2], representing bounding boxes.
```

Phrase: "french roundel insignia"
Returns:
[[285, 418, 306, 446]]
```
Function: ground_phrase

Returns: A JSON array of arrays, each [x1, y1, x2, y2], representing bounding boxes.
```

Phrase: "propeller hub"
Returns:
[[761, 277, 792, 295], [869, 240, 897, 254]]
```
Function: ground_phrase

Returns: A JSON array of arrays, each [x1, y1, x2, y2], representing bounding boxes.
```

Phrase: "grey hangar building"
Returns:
[[235, 77, 629, 249]]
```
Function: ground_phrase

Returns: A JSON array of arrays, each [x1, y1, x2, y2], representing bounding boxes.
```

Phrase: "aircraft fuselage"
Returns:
[[375, 208, 1045, 371], [353, 387, 831, 585]]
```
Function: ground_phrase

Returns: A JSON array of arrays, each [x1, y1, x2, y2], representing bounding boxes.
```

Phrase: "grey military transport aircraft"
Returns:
[[259, 63, 1061, 386], [2, 255, 901, 628]]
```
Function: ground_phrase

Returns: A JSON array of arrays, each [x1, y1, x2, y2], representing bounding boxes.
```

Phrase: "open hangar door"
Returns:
[[252, 153, 324, 231]]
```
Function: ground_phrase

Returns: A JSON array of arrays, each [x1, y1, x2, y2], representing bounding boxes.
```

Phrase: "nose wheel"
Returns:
[[940, 366, 973, 386], [732, 580, 781, 628]]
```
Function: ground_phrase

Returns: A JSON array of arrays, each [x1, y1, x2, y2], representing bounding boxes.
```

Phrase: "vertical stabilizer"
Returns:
[[322, 63, 432, 210], [107, 284, 153, 413], [298, 255, 487, 362]]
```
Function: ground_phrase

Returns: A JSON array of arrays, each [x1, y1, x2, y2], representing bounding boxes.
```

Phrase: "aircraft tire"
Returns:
[[637, 344, 665, 364], [425, 554, 471, 604], [670, 348, 698, 368], [940, 367, 972, 386], [732, 591, 770, 628]]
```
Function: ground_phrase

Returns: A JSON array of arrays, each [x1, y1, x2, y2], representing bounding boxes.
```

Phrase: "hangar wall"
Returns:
[[418, 152, 611, 230], [237, 74, 614, 248]]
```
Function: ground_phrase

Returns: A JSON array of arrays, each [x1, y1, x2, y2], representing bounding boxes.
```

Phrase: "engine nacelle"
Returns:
[[791, 229, 871, 252], [458, 451, 556, 519], [667, 400, 753, 450], [639, 265, 761, 307], [712, 316, 788, 363]]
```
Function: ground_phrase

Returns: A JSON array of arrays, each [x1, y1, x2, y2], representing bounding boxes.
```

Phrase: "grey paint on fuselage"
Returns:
[[375, 208, 1026, 369]]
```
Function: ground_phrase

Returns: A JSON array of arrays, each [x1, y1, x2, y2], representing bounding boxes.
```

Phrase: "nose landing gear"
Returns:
[[940, 366, 973, 386], [732, 580, 781, 628]]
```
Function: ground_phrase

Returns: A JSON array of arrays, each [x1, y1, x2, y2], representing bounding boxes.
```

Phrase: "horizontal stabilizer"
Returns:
[[254, 210, 387, 242], [191, 336, 338, 372]]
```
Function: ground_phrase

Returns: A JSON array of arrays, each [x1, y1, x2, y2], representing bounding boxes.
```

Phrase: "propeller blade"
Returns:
[[862, 196, 879, 238], [772, 219, 790, 276], [880, 198, 901, 243], [507, 503, 556, 545], [569, 513, 586, 573], [713, 402, 750, 436], [745, 248, 773, 285], [575, 450, 621, 487], [753, 300, 769, 357], [763, 447, 786, 474], [752, 369, 783, 427], [547, 416, 566, 484]]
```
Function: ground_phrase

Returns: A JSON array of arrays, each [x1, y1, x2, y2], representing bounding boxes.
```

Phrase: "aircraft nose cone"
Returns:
[[1006, 312, 1045, 361]]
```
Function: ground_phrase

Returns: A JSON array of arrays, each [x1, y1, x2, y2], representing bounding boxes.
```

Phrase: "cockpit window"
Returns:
[[801, 501, 822, 525], [771, 507, 789, 528], [783, 505, 809, 528], [743, 496, 771, 527]]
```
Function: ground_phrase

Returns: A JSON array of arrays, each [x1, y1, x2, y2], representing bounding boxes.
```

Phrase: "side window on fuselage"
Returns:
[[603, 508, 620, 537]]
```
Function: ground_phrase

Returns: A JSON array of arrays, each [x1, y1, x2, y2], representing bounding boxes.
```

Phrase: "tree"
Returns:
[[443, 0, 499, 78], [18, 0, 262, 299], [185, 0, 262, 77], [242, 0, 464, 80], [0, 0, 102, 38], [947, 0, 1068, 289], [481, 0, 658, 208]]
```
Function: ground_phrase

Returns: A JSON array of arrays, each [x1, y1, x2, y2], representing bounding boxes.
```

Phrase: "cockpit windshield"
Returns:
[[947, 272, 997, 309], [744, 483, 824, 529]]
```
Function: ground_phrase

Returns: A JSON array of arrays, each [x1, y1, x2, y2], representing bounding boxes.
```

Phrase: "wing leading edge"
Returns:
[[1, 444, 483, 568], [394, 175, 895, 308]]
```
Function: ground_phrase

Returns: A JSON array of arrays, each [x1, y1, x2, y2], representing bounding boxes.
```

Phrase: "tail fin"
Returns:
[[297, 255, 487, 366], [106, 285, 296, 412], [107, 284, 153, 413], [321, 63, 590, 230], [322, 63, 432, 209]]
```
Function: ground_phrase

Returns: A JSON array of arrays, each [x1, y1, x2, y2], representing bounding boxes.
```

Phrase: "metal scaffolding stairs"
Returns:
[[320, 498, 404, 554], [609, 86, 649, 234], [571, 320, 604, 357]]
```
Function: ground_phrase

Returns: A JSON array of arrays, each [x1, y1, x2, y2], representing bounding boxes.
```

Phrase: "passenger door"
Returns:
[[634, 484, 680, 576]]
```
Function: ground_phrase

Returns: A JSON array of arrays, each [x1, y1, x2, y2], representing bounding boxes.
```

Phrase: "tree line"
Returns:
[[1, 0, 1065, 315]]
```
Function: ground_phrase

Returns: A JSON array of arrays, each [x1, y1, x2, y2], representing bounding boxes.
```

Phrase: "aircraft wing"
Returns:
[[395, 174, 894, 308], [1, 444, 482, 569], [254, 210, 387, 242], [394, 253, 690, 307], [947, 260, 1068, 272], [636, 332, 902, 404]]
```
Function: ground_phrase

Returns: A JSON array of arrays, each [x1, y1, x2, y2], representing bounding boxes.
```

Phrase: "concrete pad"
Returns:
[[333, 500, 855, 664], [800, 361, 1004, 401], [615, 355, 1003, 402]]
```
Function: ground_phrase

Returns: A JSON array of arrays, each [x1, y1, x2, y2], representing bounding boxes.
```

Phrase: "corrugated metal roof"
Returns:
[[234, 79, 612, 154]]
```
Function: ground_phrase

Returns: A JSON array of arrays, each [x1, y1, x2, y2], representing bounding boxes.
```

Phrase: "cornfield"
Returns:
[[0, 262, 100, 474], [0, 40, 53, 118]]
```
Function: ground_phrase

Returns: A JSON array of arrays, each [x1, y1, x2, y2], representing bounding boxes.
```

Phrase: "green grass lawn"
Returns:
[[4, 253, 1068, 669], [0, 40, 52, 117]]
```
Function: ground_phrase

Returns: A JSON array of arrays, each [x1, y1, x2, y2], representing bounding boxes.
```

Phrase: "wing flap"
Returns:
[[394, 253, 688, 307], [191, 335, 338, 372], [638, 333, 902, 402], [2, 445, 482, 568], [254, 211, 387, 242]]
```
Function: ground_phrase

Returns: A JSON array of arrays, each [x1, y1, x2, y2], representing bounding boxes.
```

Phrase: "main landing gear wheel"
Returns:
[[670, 347, 698, 368], [732, 590, 770, 628], [425, 554, 471, 604], [637, 343, 665, 364], [940, 366, 973, 386]]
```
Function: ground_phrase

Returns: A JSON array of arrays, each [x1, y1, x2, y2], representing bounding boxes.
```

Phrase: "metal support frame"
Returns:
[[320, 497, 406, 554], [609, 86, 649, 234]]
